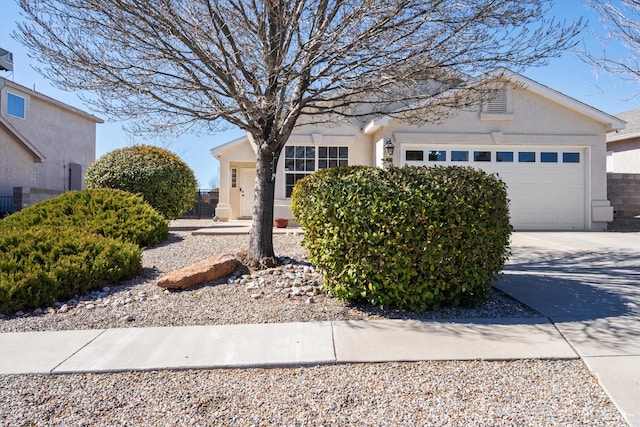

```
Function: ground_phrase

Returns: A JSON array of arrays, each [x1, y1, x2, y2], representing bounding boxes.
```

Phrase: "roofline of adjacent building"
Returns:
[[0, 115, 46, 162], [0, 77, 104, 124]]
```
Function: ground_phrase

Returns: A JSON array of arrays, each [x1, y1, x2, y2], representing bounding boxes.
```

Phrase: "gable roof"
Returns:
[[607, 108, 640, 142], [485, 69, 626, 132], [0, 115, 46, 162], [214, 68, 627, 152], [210, 135, 249, 159]]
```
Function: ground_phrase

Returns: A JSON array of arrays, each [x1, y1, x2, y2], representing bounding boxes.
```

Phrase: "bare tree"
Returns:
[[16, 0, 582, 267], [583, 0, 640, 87]]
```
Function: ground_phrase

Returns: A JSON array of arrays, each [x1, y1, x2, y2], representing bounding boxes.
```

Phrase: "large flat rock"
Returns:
[[157, 254, 236, 289]]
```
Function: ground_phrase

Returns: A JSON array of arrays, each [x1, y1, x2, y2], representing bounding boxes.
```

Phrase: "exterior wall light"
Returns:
[[384, 139, 395, 157]]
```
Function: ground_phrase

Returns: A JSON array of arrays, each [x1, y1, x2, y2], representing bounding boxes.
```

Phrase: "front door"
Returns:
[[240, 168, 256, 218]]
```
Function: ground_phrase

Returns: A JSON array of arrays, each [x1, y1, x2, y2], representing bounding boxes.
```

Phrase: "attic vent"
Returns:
[[485, 88, 508, 113]]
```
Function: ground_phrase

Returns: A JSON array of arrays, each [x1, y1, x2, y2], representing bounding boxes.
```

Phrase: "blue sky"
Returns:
[[1, 0, 638, 187]]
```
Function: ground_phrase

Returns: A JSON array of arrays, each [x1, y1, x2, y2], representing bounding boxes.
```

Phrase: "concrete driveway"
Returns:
[[495, 232, 640, 427]]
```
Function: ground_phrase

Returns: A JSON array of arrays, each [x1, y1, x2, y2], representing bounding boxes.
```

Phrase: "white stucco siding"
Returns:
[[607, 138, 640, 173], [211, 72, 620, 228]]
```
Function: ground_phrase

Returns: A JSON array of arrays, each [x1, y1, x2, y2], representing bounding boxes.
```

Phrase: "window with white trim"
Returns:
[[231, 168, 238, 188], [427, 150, 446, 161], [564, 152, 581, 164], [7, 93, 25, 119], [284, 146, 348, 197]]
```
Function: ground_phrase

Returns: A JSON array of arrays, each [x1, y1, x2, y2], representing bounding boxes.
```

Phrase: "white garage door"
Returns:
[[402, 145, 586, 230]]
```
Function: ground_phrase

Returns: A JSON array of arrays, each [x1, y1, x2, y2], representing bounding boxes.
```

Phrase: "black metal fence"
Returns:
[[0, 196, 13, 217], [180, 189, 219, 219]]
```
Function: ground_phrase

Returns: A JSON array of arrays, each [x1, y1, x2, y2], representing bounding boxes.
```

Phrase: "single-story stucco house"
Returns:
[[607, 107, 640, 173], [1, 77, 103, 213], [211, 69, 626, 231]]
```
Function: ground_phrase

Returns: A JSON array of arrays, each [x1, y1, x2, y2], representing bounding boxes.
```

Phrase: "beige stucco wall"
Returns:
[[213, 79, 615, 229], [608, 137, 640, 173], [0, 80, 98, 197], [378, 84, 611, 230], [0, 125, 34, 195]]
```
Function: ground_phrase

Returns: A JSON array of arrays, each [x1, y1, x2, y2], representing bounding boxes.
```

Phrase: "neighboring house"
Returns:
[[0, 77, 103, 212], [211, 69, 625, 231], [606, 108, 640, 227], [607, 108, 640, 173]]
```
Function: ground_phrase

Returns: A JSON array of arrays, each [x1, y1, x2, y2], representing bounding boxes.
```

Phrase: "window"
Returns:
[[7, 93, 25, 119], [285, 146, 316, 172], [285, 145, 348, 197], [319, 146, 348, 169], [563, 152, 580, 163], [518, 152, 536, 163], [428, 150, 446, 161], [405, 150, 424, 161], [451, 151, 469, 162], [231, 168, 237, 188], [496, 151, 514, 162], [474, 151, 491, 162], [541, 152, 558, 163]]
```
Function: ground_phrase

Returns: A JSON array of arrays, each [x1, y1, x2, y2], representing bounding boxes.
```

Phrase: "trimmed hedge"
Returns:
[[85, 145, 197, 219], [0, 188, 168, 314], [291, 166, 512, 311], [1, 188, 168, 247], [0, 227, 141, 314]]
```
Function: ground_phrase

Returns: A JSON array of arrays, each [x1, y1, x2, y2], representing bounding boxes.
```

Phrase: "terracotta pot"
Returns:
[[274, 218, 289, 228]]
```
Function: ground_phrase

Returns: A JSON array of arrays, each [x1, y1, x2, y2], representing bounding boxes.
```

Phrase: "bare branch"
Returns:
[[581, 0, 640, 90]]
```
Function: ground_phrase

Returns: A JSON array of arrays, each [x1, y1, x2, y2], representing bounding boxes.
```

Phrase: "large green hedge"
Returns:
[[0, 188, 168, 314], [85, 145, 197, 219], [291, 166, 512, 311]]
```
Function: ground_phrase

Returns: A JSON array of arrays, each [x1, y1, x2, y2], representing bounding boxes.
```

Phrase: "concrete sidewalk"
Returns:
[[170, 219, 304, 235], [0, 318, 575, 375]]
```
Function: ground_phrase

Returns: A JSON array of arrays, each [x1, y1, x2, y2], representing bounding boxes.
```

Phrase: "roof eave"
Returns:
[[0, 115, 46, 162]]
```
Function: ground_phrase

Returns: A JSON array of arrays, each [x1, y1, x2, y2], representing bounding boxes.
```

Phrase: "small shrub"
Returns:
[[85, 145, 197, 219], [0, 227, 141, 314], [0, 188, 167, 314], [1, 188, 168, 247], [291, 165, 512, 311]]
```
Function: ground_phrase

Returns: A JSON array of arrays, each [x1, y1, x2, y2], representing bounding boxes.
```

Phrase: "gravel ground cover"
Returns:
[[0, 360, 626, 426], [0, 231, 541, 333], [0, 224, 630, 426]]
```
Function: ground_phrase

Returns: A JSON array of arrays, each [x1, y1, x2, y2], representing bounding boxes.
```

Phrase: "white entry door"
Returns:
[[240, 168, 256, 218]]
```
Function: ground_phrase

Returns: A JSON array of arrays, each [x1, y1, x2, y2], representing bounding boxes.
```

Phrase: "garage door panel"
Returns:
[[402, 145, 586, 230]]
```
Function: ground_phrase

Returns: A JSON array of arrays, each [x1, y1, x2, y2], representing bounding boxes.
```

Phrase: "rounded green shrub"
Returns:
[[85, 145, 197, 219], [291, 165, 512, 311], [0, 188, 168, 314]]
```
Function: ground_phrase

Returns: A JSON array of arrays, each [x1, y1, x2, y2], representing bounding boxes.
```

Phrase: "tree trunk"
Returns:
[[246, 148, 280, 268]]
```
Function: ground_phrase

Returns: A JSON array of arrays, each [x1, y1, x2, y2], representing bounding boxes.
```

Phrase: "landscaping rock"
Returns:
[[157, 254, 237, 290]]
